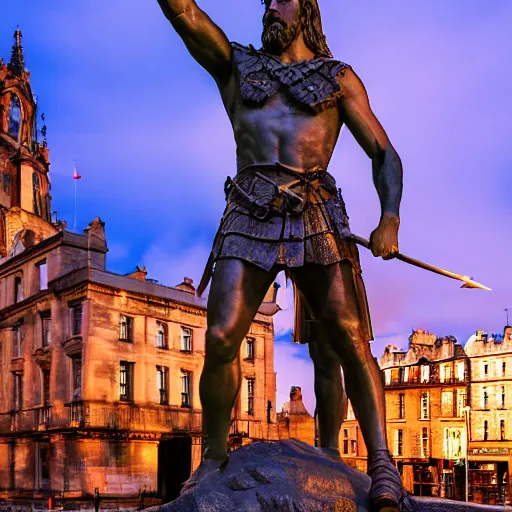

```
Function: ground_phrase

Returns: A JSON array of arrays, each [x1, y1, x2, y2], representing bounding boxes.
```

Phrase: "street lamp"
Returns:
[[462, 406, 471, 502]]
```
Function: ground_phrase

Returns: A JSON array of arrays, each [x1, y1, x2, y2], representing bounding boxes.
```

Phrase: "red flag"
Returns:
[[73, 161, 82, 180]]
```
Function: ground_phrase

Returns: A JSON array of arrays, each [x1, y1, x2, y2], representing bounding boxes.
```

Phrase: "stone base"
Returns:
[[152, 440, 505, 512]]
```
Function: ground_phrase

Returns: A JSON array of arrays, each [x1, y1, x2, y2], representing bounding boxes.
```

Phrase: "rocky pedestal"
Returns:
[[153, 440, 505, 512]]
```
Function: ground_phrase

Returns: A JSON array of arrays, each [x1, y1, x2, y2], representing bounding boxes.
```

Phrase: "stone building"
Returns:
[[0, 30, 278, 504], [464, 326, 512, 504], [376, 330, 470, 501]]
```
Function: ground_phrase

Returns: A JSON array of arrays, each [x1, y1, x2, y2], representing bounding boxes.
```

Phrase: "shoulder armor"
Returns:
[[230, 42, 350, 112]]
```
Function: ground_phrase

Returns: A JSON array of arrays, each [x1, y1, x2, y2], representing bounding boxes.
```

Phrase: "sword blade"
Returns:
[[351, 234, 492, 291]]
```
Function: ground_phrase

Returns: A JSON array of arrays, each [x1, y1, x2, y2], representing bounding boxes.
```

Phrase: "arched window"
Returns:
[[8, 94, 22, 141], [156, 321, 168, 349]]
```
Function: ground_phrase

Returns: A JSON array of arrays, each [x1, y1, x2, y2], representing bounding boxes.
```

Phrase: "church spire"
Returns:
[[8, 27, 25, 76]]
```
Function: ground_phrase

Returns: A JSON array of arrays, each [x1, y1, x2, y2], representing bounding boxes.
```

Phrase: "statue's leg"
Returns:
[[292, 261, 403, 510], [200, 258, 278, 461], [308, 336, 346, 452]]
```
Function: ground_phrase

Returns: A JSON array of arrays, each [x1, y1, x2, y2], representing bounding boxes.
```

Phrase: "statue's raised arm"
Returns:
[[157, 0, 232, 84]]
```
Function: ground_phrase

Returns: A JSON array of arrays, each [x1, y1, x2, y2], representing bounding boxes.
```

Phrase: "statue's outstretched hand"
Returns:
[[369, 213, 399, 260]]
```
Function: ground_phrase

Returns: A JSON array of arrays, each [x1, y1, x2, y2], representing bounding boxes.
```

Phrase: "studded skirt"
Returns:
[[198, 164, 373, 343]]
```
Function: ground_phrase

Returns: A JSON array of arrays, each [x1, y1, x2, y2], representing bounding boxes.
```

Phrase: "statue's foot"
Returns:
[[181, 456, 229, 495], [368, 450, 405, 512]]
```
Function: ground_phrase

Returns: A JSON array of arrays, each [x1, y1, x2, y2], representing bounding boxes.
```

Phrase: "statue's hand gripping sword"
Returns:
[[351, 234, 492, 291]]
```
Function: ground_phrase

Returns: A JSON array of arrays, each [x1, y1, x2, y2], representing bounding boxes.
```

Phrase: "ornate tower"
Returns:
[[0, 29, 56, 258]]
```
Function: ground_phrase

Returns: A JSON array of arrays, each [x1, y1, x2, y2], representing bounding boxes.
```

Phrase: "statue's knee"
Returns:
[[206, 326, 238, 364]]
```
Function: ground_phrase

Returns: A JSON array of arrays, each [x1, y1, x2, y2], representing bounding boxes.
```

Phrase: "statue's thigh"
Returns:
[[292, 261, 361, 336]]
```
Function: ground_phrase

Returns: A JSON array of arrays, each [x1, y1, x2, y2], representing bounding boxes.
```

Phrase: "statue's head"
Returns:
[[261, 0, 332, 58]]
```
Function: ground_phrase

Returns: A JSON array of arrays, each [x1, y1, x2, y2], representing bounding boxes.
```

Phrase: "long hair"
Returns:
[[299, 0, 332, 58]]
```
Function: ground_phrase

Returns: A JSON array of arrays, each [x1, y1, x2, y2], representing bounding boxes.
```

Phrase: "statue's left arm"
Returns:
[[338, 68, 403, 260]]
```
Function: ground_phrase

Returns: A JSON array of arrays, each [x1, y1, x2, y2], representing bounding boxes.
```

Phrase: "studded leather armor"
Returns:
[[231, 42, 350, 112]]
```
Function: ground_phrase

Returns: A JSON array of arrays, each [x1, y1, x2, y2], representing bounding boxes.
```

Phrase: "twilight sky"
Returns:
[[2, 1, 511, 413]]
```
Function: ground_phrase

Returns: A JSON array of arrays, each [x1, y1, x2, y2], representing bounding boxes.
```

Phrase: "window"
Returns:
[[398, 367, 405, 383], [37, 444, 50, 491], [156, 366, 169, 405], [246, 337, 255, 361], [403, 366, 409, 383], [41, 312, 51, 347], [482, 387, 488, 409], [343, 429, 349, 455], [501, 420, 506, 441], [8, 94, 22, 140], [155, 321, 168, 349], [181, 327, 192, 352], [444, 428, 463, 458], [483, 420, 489, 441], [384, 369, 391, 385], [13, 372, 23, 410], [440, 364, 452, 383], [42, 369, 50, 404], [483, 362, 489, 378], [456, 389, 467, 417], [37, 260, 48, 291], [71, 304, 82, 336], [503, 361, 507, 377], [71, 355, 82, 400], [399, 393, 405, 419], [395, 429, 403, 456], [500, 386, 506, 408], [420, 392, 430, 419], [119, 315, 133, 342], [441, 390, 453, 417], [421, 365, 430, 383], [421, 427, 429, 457], [351, 439, 357, 454], [120, 361, 134, 402], [247, 378, 255, 416], [12, 321, 23, 358], [14, 276, 23, 304], [456, 362, 465, 382], [180, 370, 192, 407]]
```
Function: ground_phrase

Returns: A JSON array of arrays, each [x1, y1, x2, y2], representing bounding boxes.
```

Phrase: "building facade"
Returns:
[[465, 327, 512, 504], [0, 31, 278, 504]]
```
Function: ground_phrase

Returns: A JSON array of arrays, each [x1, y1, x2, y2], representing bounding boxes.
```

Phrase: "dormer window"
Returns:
[[8, 94, 22, 141]]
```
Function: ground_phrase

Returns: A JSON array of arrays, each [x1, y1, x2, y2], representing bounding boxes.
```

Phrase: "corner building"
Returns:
[[0, 31, 278, 503], [465, 327, 512, 504]]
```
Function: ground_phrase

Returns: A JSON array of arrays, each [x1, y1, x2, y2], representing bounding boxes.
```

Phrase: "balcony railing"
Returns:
[[64, 401, 202, 433], [0, 401, 202, 435], [230, 419, 265, 440]]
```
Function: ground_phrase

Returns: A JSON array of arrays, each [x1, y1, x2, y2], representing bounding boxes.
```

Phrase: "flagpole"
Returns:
[[73, 160, 78, 232]]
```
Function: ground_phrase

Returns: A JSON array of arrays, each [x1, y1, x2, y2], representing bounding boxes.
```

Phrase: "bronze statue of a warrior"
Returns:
[[157, 0, 404, 509]]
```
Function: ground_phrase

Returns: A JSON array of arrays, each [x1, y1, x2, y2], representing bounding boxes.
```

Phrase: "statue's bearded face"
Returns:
[[262, 0, 301, 55]]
